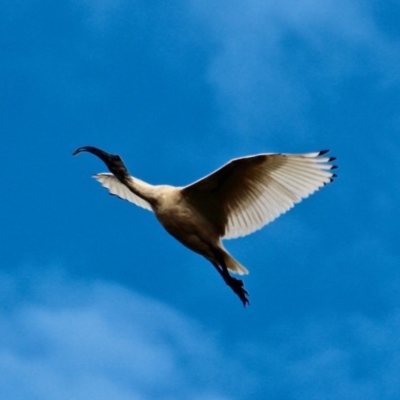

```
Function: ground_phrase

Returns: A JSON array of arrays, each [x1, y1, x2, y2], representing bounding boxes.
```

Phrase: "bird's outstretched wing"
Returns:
[[93, 173, 153, 211], [181, 151, 337, 239]]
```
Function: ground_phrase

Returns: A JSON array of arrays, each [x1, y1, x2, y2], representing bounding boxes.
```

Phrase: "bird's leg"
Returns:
[[209, 256, 249, 307]]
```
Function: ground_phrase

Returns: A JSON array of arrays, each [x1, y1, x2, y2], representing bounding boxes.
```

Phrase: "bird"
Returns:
[[73, 146, 337, 306]]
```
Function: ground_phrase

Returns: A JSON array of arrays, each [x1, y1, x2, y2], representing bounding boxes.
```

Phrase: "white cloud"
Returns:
[[290, 313, 400, 399], [2, 266, 400, 399], [238, 311, 400, 399], [0, 268, 248, 400], [189, 0, 399, 140]]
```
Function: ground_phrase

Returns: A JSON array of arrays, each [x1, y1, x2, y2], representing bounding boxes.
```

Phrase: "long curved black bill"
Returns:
[[72, 146, 109, 158], [73, 145, 129, 181]]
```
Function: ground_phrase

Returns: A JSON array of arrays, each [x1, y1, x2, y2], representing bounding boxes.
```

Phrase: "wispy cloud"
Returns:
[[2, 266, 400, 399], [190, 0, 399, 141], [0, 268, 249, 400], [238, 311, 400, 399]]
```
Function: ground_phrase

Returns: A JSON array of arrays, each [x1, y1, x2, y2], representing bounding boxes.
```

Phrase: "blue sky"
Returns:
[[1, 0, 399, 398]]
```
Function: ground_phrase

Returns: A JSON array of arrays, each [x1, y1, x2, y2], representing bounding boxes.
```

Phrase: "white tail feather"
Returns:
[[223, 252, 249, 275]]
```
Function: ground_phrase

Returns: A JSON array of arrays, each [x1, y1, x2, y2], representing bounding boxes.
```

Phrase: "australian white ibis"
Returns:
[[73, 146, 337, 306]]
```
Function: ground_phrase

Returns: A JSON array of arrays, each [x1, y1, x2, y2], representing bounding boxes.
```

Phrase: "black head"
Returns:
[[73, 146, 129, 180]]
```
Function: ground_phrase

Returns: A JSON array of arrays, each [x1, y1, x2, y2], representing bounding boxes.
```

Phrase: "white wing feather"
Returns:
[[182, 151, 336, 239], [93, 173, 153, 211]]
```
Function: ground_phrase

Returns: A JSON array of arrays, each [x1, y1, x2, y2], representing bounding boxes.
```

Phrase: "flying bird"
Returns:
[[73, 146, 337, 306]]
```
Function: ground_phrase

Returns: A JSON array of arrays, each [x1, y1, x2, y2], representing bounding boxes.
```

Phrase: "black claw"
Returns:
[[229, 277, 250, 307], [208, 248, 250, 307]]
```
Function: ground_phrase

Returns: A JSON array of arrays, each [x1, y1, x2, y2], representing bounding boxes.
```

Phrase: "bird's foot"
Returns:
[[228, 276, 250, 307]]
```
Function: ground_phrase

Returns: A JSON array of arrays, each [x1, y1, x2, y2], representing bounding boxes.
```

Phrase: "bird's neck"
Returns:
[[121, 176, 158, 205]]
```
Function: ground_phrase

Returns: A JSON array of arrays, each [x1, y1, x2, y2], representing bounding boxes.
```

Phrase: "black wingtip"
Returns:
[[331, 165, 338, 170], [323, 172, 338, 185], [329, 174, 338, 183], [328, 157, 336, 161], [319, 149, 330, 156]]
